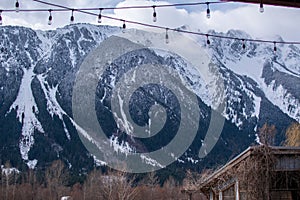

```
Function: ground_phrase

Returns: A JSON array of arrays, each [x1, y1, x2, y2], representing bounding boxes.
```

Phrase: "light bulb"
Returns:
[[165, 29, 169, 44], [273, 42, 277, 52], [152, 6, 157, 22], [98, 9, 102, 23], [48, 10, 52, 25], [206, 35, 210, 45], [242, 40, 246, 49], [98, 14, 102, 23], [259, 3, 264, 13], [15, 1, 20, 13], [122, 21, 126, 33], [70, 10, 74, 24], [206, 3, 210, 19], [0, 12, 2, 26]]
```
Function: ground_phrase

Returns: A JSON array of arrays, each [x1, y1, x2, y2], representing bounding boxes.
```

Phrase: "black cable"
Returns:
[[1, 1, 226, 12], [0, 0, 298, 46]]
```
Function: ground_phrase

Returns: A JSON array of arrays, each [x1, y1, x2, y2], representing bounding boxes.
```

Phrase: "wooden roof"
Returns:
[[222, 0, 300, 8], [198, 146, 300, 190]]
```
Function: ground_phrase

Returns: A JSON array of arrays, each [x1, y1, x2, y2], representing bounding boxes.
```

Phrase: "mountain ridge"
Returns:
[[0, 23, 298, 173]]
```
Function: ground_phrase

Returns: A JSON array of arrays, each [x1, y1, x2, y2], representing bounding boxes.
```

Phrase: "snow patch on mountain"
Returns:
[[92, 155, 107, 166], [140, 154, 164, 168], [225, 55, 263, 83], [109, 136, 135, 155], [1, 165, 20, 176], [113, 92, 134, 135], [65, 39, 77, 68], [262, 80, 300, 122], [223, 49, 299, 123], [27, 159, 38, 169], [37, 74, 71, 140], [252, 95, 261, 118], [7, 67, 44, 164], [35, 30, 54, 59], [211, 30, 300, 126], [186, 157, 199, 164]]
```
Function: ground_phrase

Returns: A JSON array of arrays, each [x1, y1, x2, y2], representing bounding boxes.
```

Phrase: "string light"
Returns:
[[152, 6, 157, 22], [70, 9, 74, 24], [165, 28, 169, 44], [63, 1, 225, 11], [20, 0, 300, 48], [206, 34, 210, 45], [0, 11, 2, 26], [259, 1, 264, 13], [31, 0, 300, 45], [206, 2, 210, 19], [242, 39, 246, 49], [48, 9, 52, 25], [98, 8, 102, 23], [15, 0, 20, 13], [273, 42, 277, 52]]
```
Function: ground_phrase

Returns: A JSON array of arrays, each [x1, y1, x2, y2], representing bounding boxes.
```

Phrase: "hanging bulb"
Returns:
[[242, 39, 246, 49], [15, 1, 20, 13], [206, 3, 210, 19], [259, 2, 264, 13], [98, 8, 102, 23], [206, 34, 210, 45], [0, 11, 2, 26], [122, 21, 126, 33], [165, 28, 169, 44], [152, 6, 157, 22], [70, 10, 74, 24], [48, 10, 52, 25], [273, 42, 277, 52]]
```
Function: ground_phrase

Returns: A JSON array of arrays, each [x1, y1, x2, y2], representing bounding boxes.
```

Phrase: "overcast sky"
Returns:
[[1, 0, 300, 42]]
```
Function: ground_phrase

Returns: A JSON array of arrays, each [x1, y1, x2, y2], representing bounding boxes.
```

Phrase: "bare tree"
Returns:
[[235, 146, 275, 200], [285, 122, 300, 147], [181, 170, 201, 200], [25, 169, 39, 200], [259, 123, 277, 146], [45, 160, 69, 200], [83, 169, 102, 200], [143, 172, 159, 200], [100, 169, 139, 200], [70, 183, 83, 200], [1, 161, 19, 200], [161, 176, 181, 200]]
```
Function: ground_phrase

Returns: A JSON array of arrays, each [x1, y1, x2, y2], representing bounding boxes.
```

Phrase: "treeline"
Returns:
[[1, 122, 299, 200], [0, 160, 206, 200]]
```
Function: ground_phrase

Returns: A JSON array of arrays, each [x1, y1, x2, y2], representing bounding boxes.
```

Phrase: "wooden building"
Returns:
[[198, 146, 300, 200]]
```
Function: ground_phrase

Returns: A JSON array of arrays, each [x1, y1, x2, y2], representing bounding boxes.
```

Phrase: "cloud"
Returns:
[[104, 0, 190, 29], [193, 4, 300, 41], [1, 0, 300, 41], [106, 0, 300, 41]]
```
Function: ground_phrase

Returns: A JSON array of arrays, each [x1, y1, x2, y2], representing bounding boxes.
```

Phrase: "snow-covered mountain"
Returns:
[[207, 30, 300, 125], [0, 24, 298, 172]]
